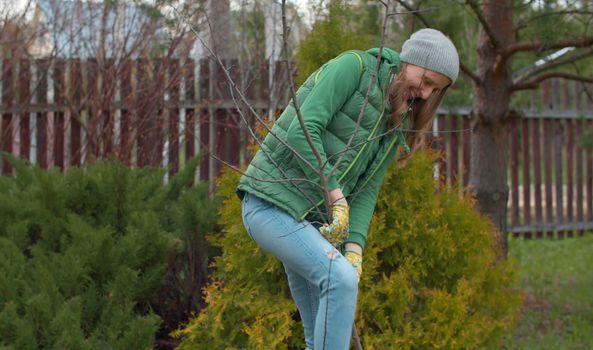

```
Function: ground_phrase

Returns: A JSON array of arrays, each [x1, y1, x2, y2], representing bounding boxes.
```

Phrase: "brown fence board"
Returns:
[[19, 59, 31, 161], [54, 113, 65, 170], [542, 80, 551, 110], [199, 108, 210, 181], [522, 118, 531, 226], [1, 59, 14, 174], [462, 116, 471, 187], [450, 116, 459, 185], [543, 119, 554, 234], [1, 115, 12, 174], [35, 60, 49, 169], [169, 59, 181, 175], [184, 60, 196, 160], [70, 60, 83, 166], [54, 61, 66, 170], [532, 117, 543, 237], [185, 109, 196, 160], [19, 115, 30, 160], [510, 118, 519, 228], [576, 118, 584, 223], [438, 116, 449, 185], [586, 120, 593, 221], [566, 119, 574, 226], [71, 116, 81, 166], [554, 120, 564, 235]]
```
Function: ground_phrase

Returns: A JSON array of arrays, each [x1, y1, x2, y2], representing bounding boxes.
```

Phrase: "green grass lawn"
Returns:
[[501, 233, 593, 350]]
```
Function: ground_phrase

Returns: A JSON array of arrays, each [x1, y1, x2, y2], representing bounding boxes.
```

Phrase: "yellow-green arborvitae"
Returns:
[[176, 151, 522, 350]]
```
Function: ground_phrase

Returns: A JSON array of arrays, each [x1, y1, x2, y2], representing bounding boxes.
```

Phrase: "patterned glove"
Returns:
[[319, 203, 349, 246], [344, 251, 363, 282]]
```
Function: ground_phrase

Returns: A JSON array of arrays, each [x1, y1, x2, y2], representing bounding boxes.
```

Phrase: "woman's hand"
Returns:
[[344, 250, 362, 282], [319, 188, 349, 246], [319, 202, 349, 246]]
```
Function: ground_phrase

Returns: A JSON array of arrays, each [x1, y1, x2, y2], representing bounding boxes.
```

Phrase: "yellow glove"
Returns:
[[319, 203, 349, 246], [344, 251, 362, 282]]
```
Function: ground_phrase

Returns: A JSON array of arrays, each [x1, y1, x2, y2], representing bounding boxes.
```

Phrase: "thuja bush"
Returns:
[[175, 151, 522, 350], [0, 156, 219, 349]]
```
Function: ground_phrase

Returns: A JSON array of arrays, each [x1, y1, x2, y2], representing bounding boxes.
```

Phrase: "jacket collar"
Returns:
[[366, 47, 400, 113]]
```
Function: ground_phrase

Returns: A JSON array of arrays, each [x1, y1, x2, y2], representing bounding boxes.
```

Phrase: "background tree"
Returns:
[[296, 0, 379, 83], [394, 0, 593, 255]]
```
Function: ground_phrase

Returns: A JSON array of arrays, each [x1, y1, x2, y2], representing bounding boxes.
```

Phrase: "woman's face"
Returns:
[[400, 64, 451, 101]]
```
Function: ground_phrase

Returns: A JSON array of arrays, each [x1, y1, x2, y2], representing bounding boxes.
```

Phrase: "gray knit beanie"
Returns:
[[400, 28, 459, 84]]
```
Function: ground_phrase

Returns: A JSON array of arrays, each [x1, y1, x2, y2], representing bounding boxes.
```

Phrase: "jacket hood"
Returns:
[[366, 47, 400, 109], [366, 47, 400, 67]]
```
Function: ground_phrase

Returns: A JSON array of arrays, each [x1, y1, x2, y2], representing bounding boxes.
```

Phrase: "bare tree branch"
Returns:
[[515, 10, 593, 32], [394, 0, 430, 26], [514, 47, 593, 83], [466, 0, 500, 48], [280, 0, 332, 210], [229, 85, 328, 221], [385, 7, 436, 17], [393, 0, 482, 85], [168, 3, 322, 178], [573, 63, 593, 104], [503, 36, 593, 58], [168, 0, 339, 222], [511, 72, 593, 91], [329, 1, 391, 183], [210, 152, 317, 186]]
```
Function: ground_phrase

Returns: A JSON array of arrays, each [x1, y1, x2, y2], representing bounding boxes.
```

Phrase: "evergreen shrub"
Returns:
[[176, 151, 522, 350], [0, 156, 219, 349], [296, 0, 377, 85]]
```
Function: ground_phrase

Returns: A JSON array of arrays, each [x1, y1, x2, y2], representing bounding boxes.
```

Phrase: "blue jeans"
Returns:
[[241, 192, 358, 350]]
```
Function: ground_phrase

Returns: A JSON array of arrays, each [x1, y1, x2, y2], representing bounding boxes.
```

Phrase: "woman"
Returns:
[[237, 28, 459, 349]]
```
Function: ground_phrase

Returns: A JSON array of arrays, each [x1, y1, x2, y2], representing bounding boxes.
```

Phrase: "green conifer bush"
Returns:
[[176, 151, 522, 350], [0, 156, 219, 349]]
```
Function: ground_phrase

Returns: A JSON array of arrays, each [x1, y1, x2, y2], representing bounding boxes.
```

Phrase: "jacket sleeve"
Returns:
[[286, 53, 361, 191], [345, 144, 398, 249]]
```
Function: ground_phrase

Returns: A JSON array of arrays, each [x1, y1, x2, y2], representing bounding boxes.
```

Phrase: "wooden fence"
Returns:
[[1, 58, 592, 237], [0, 57, 291, 179], [435, 79, 593, 238]]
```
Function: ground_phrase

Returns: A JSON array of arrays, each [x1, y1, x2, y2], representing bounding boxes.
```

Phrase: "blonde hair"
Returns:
[[388, 64, 448, 166]]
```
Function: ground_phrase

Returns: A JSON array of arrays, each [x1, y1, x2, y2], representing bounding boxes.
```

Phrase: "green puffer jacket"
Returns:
[[236, 48, 409, 249]]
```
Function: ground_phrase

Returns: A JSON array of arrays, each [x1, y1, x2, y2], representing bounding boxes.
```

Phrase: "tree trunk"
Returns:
[[469, 1, 513, 256]]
